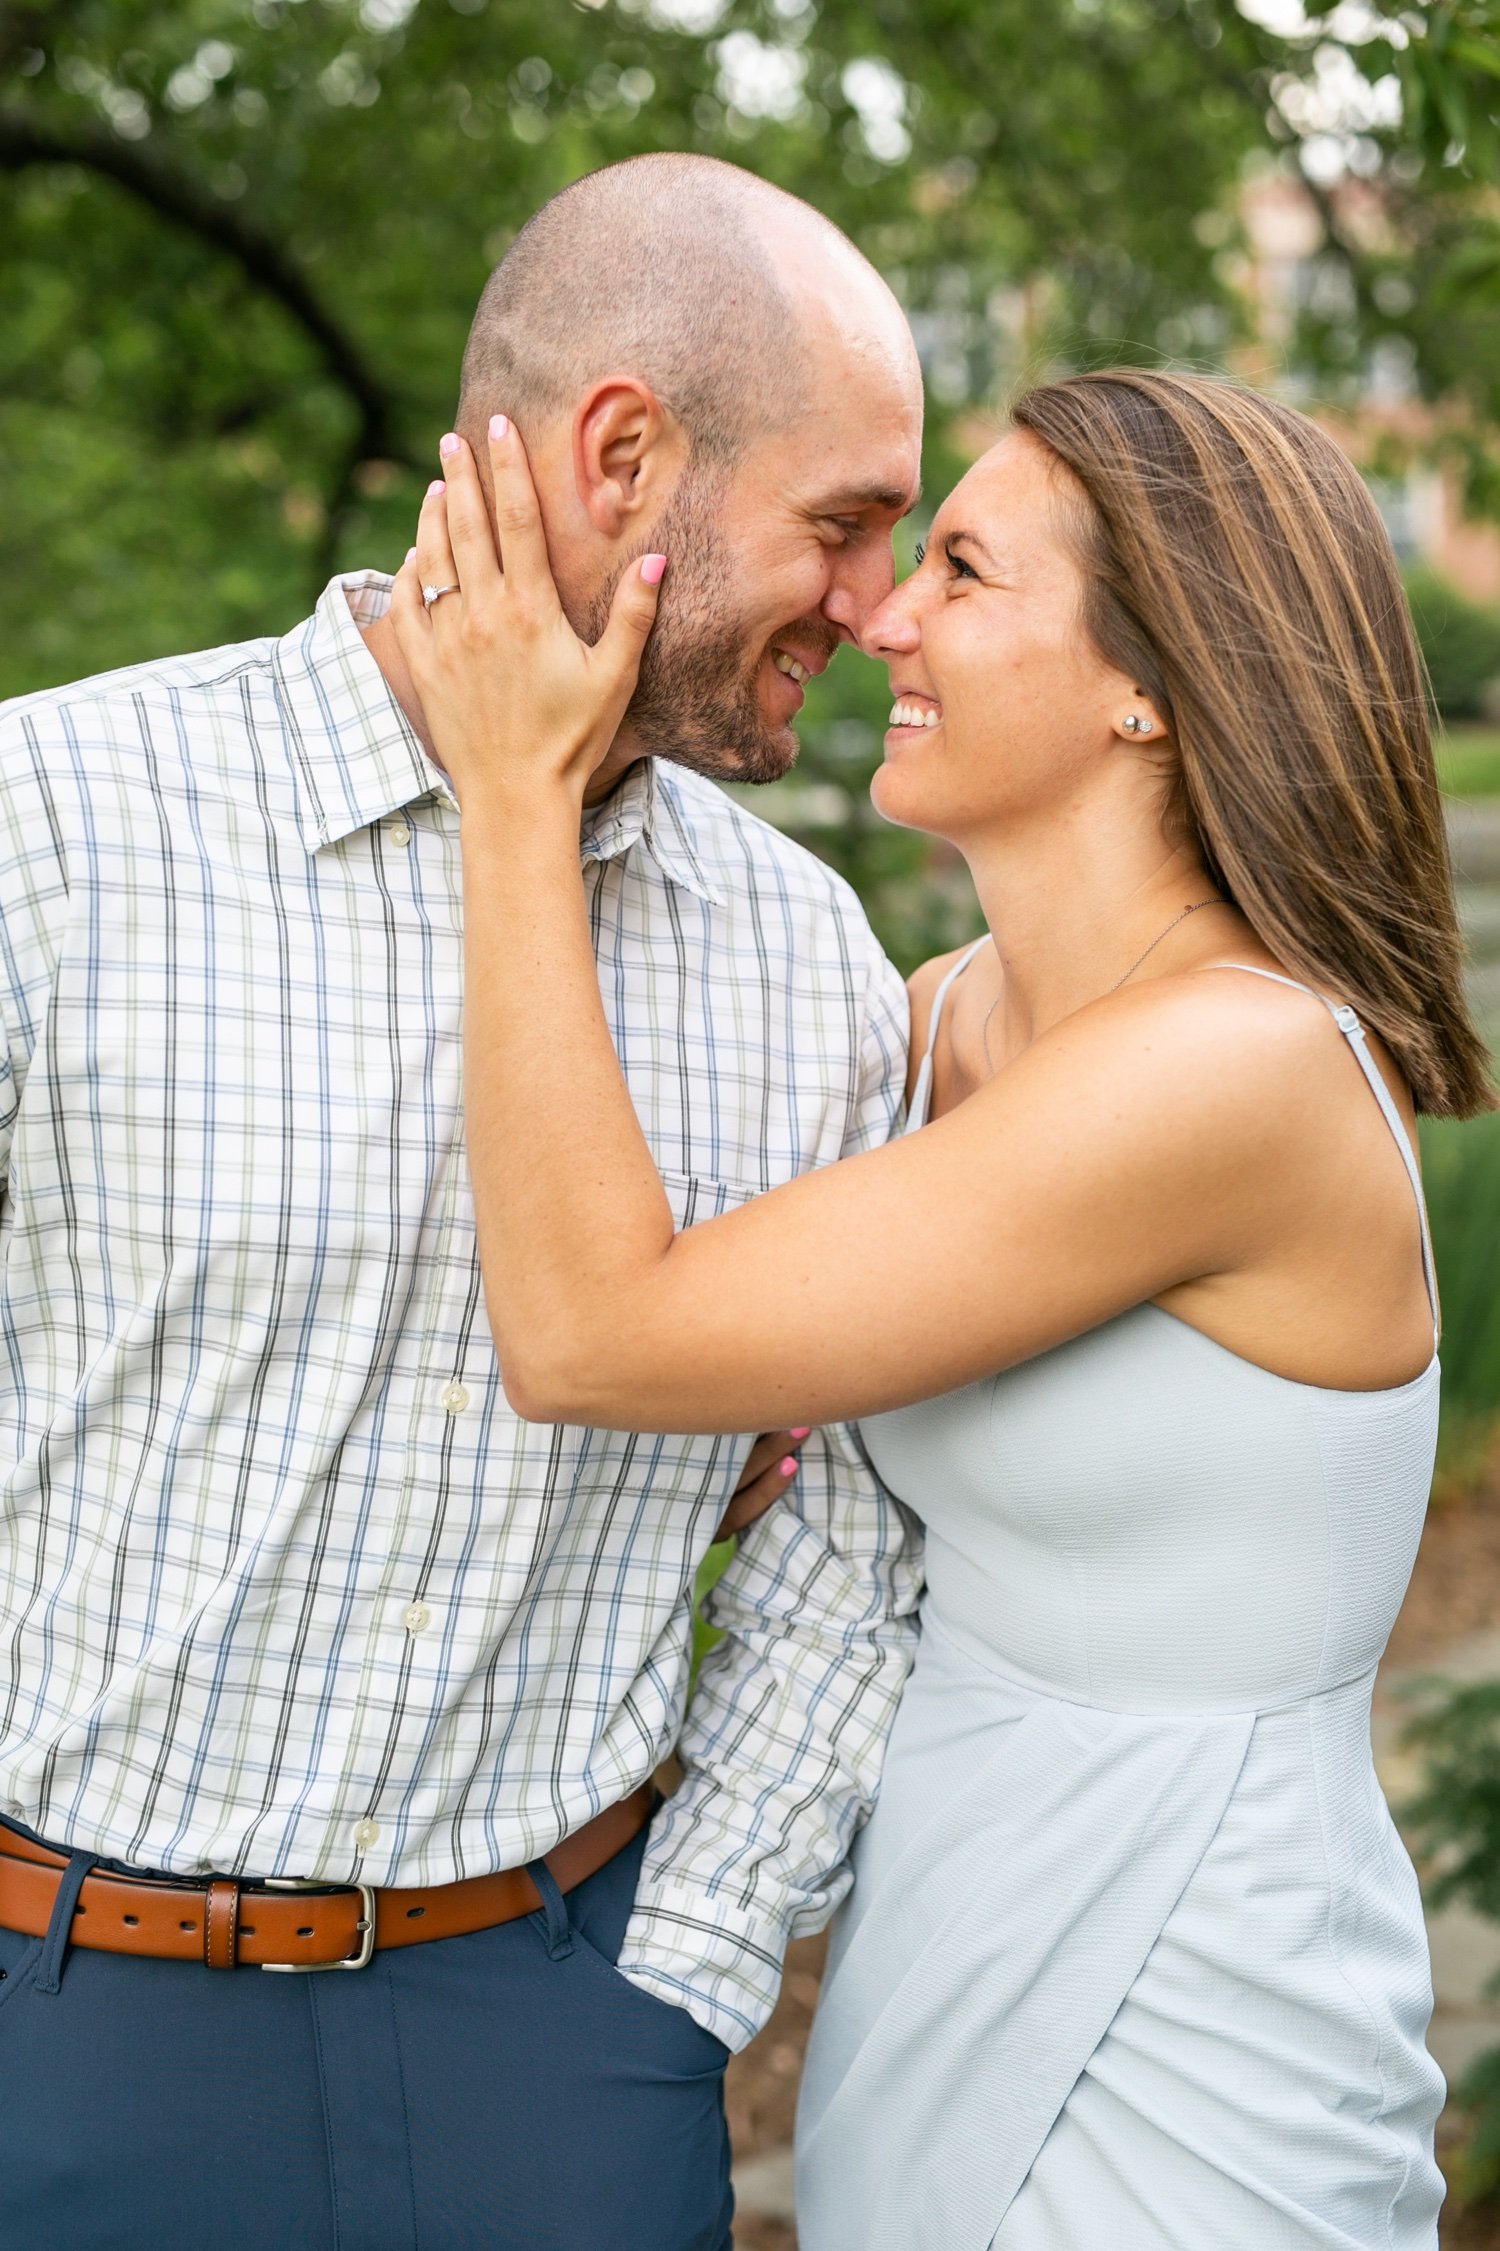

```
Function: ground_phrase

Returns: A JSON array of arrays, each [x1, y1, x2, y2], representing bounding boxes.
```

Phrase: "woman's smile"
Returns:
[[885, 688, 944, 742]]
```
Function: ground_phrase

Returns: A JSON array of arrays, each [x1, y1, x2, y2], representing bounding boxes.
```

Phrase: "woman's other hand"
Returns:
[[713, 1427, 813, 1542], [389, 419, 665, 812]]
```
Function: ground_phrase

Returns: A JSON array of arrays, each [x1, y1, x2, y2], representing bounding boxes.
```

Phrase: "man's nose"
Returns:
[[822, 541, 898, 641]]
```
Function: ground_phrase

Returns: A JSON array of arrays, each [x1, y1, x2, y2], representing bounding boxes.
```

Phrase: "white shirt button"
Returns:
[[352, 1817, 380, 1852], [387, 821, 412, 848], [401, 1601, 432, 1635], [441, 1381, 470, 1414]]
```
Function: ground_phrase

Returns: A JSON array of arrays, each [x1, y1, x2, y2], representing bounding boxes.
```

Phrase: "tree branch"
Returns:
[[0, 105, 413, 471]]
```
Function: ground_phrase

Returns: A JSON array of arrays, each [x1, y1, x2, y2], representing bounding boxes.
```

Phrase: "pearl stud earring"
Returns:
[[1122, 714, 1154, 735]]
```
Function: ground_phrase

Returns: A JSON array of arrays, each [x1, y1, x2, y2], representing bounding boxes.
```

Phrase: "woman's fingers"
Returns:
[[388, 544, 428, 668], [483, 415, 556, 596], [714, 1452, 800, 1540], [436, 434, 502, 601], [598, 552, 667, 690], [739, 1428, 801, 1485], [415, 476, 462, 616], [393, 418, 664, 803], [712, 1426, 813, 1542]]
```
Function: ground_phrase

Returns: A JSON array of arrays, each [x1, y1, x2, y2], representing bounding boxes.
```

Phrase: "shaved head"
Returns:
[[453, 154, 922, 790], [459, 154, 886, 463]]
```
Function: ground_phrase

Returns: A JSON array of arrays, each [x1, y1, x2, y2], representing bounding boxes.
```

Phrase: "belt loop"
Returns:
[[528, 1858, 573, 1960], [204, 1878, 241, 1970], [34, 1849, 94, 1996]]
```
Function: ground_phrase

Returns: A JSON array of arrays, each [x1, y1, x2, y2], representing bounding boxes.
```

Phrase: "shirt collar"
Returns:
[[276, 572, 452, 853], [582, 759, 723, 908], [278, 572, 722, 905]]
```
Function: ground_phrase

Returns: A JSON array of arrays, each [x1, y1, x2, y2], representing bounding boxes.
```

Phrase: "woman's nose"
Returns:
[[859, 579, 922, 663]]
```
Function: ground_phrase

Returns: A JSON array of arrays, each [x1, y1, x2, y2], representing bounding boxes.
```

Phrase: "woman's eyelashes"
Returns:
[[913, 538, 978, 581]]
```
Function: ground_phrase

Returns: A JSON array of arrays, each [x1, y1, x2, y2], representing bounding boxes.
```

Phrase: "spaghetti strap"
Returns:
[[1206, 965, 1439, 1345], [905, 938, 991, 1135]]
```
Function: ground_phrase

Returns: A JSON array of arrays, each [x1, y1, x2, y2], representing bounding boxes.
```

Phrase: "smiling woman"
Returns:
[[392, 362, 1489, 2251]]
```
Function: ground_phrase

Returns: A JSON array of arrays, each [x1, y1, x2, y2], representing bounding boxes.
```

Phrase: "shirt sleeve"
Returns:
[[616, 925, 925, 2050]]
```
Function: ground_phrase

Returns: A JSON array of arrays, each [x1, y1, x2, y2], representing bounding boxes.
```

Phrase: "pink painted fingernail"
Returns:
[[640, 554, 668, 585], [789, 1427, 812, 1442], [426, 480, 445, 500], [490, 414, 509, 443], [439, 432, 461, 459], [779, 1457, 798, 1478]]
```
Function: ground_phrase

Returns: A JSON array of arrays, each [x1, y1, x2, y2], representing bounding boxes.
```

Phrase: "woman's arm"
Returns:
[[392, 424, 1274, 1435]]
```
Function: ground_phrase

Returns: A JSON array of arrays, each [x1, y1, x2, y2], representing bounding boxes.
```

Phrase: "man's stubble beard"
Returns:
[[582, 460, 825, 787]]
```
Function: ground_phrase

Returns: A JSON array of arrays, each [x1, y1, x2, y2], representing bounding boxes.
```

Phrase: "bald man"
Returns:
[[0, 156, 925, 2248]]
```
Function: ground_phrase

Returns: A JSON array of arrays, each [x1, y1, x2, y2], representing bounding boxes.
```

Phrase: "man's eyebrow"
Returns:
[[812, 483, 922, 517]]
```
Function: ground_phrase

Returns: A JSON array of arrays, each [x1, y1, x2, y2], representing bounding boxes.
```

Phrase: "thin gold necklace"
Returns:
[[981, 898, 1229, 1076]]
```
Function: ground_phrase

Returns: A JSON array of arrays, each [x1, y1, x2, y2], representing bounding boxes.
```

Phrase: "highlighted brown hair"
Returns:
[[1012, 369, 1493, 1119]]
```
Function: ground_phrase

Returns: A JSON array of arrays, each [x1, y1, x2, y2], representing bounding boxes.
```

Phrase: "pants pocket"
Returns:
[[0, 1919, 41, 2021]]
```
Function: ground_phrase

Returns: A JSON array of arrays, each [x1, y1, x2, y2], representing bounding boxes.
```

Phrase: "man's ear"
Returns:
[[572, 378, 687, 537]]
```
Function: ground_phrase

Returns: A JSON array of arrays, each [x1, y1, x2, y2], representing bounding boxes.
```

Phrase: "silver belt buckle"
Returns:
[[259, 1876, 377, 1972]]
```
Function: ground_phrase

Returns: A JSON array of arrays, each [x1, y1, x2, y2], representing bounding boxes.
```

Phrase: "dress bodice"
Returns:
[[863, 1303, 1437, 1716]]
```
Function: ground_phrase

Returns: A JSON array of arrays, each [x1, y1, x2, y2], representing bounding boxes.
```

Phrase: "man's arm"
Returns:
[[615, 941, 924, 2050]]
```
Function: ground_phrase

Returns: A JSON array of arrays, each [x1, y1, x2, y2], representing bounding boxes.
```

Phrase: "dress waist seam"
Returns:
[[918, 1612, 1379, 1722]]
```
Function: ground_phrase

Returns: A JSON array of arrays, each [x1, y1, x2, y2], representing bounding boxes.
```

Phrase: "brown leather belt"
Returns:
[[0, 1785, 654, 1972]]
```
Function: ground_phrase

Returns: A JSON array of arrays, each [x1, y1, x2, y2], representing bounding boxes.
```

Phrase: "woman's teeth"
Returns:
[[772, 651, 810, 685], [889, 701, 942, 729]]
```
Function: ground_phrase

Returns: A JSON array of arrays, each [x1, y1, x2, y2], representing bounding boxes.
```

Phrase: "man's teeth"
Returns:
[[772, 651, 810, 685], [888, 701, 943, 729]]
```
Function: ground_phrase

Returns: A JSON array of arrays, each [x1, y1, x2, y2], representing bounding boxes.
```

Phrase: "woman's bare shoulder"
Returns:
[[907, 940, 987, 1061]]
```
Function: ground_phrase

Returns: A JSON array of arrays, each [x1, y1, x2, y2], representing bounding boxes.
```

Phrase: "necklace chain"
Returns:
[[980, 898, 1228, 1075], [1108, 897, 1226, 993]]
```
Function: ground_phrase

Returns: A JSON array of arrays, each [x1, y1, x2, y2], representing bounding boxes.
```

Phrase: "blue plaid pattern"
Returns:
[[0, 573, 920, 2047]]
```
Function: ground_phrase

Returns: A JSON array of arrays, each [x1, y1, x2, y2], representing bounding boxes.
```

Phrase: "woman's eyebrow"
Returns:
[[943, 528, 998, 565]]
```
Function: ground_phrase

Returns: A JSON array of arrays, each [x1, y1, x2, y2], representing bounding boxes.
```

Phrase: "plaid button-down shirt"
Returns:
[[0, 573, 920, 2045]]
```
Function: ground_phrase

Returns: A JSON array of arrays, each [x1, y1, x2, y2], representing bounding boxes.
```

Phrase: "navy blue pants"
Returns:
[[0, 1823, 732, 2250]]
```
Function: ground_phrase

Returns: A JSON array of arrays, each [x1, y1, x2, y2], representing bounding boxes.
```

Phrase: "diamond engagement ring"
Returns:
[[422, 583, 459, 609]]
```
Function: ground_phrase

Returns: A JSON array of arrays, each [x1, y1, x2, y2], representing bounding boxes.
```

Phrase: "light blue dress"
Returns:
[[796, 951, 1446, 2251]]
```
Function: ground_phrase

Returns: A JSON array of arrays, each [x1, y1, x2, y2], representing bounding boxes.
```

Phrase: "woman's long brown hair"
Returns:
[[1011, 369, 1494, 1119]]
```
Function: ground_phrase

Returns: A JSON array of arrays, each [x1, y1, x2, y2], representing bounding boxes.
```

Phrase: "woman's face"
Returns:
[[864, 430, 1148, 842]]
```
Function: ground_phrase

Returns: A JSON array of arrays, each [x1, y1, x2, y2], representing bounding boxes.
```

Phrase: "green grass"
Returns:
[[1437, 726, 1500, 800]]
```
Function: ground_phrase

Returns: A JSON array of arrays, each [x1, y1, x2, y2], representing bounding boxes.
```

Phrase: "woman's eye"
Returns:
[[945, 544, 979, 580]]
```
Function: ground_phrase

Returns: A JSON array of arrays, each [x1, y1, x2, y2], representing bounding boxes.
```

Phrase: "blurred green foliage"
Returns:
[[0, 0, 1287, 706], [1422, 1112, 1500, 1484], [1332, 2, 1500, 527], [2, 0, 1499, 969], [1438, 727, 1500, 796], [1406, 567, 1500, 720]]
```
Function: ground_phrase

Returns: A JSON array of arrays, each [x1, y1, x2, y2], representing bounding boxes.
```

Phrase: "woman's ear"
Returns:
[[572, 379, 687, 537]]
